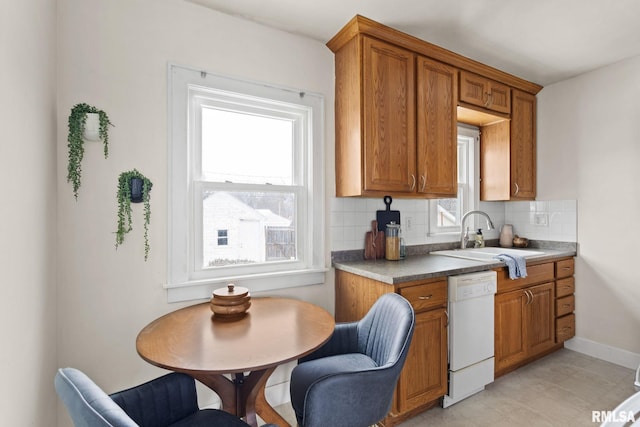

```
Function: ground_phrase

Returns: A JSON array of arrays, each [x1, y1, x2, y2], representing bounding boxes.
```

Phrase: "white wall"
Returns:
[[538, 55, 640, 356], [56, 0, 334, 425], [0, 0, 57, 425]]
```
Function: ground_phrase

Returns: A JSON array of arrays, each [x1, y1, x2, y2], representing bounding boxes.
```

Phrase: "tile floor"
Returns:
[[273, 348, 636, 426]]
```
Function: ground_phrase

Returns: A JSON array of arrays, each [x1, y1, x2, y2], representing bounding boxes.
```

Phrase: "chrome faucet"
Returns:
[[460, 210, 495, 248]]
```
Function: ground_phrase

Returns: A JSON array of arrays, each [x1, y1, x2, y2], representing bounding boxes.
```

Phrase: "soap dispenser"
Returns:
[[474, 228, 485, 248]]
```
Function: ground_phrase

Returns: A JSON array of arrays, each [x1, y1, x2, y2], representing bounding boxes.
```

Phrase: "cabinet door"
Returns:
[[459, 71, 510, 114], [362, 37, 416, 193], [495, 289, 528, 373], [416, 56, 458, 197], [510, 89, 536, 199], [394, 308, 447, 413], [526, 282, 555, 355], [480, 120, 510, 201]]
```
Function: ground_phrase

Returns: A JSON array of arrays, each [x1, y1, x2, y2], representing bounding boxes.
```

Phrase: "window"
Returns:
[[217, 230, 228, 246], [429, 125, 479, 235], [167, 65, 325, 302]]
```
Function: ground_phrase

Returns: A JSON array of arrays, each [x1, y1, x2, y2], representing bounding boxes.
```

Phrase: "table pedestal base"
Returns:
[[191, 368, 290, 427]]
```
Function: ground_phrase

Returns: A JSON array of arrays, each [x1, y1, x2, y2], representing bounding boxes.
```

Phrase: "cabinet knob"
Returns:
[[420, 175, 426, 192], [410, 174, 416, 191], [418, 295, 433, 300]]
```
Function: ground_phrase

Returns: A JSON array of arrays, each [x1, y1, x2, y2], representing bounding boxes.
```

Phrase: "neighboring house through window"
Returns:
[[167, 65, 325, 302]]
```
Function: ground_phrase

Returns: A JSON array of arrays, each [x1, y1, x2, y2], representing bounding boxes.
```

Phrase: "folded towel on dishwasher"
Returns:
[[494, 254, 527, 279]]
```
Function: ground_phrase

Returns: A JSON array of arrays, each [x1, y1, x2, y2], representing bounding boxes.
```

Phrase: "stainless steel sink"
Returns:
[[430, 247, 545, 262]]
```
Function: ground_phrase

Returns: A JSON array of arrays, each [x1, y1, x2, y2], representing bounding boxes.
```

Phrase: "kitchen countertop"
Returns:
[[332, 248, 576, 285]]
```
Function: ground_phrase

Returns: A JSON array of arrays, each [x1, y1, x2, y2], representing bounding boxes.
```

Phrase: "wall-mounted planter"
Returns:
[[115, 169, 153, 260], [130, 177, 144, 203], [67, 103, 113, 199], [82, 112, 101, 141]]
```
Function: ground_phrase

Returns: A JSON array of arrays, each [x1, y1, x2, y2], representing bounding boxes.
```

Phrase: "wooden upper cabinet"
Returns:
[[416, 56, 458, 197], [510, 89, 536, 199], [480, 90, 537, 201], [328, 15, 542, 199], [460, 71, 511, 115], [480, 120, 511, 201], [362, 37, 416, 194], [332, 34, 416, 197]]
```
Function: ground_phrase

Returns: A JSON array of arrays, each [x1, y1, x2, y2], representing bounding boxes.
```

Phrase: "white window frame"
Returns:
[[428, 125, 479, 236], [166, 64, 326, 303]]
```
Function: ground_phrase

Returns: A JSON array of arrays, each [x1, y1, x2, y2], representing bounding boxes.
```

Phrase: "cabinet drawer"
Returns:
[[497, 262, 555, 293], [556, 313, 575, 343], [556, 295, 575, 317], [556, 277, 575, 298], [399, 280, 447, 312], [556, 258, 574, 278]]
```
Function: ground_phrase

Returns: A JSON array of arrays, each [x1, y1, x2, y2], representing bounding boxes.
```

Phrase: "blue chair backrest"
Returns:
[[356, 292, 415, 368], [55, 368, 137, 427]]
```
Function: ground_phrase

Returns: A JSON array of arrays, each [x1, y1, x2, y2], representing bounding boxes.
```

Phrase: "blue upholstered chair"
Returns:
[[289, 293, 416, 427], [55, 367, 275, 427]]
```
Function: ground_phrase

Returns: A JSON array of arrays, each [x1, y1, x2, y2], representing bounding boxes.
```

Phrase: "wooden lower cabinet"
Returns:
[[494, 259, 575, 377], [526, 283, 556, 355], [495, 281, 556, 375], [335, 270, 447, 426], [336, 256, 575, 423], [555, 258, 576, 343], [394, 308, 447, 415], [495, 282, 555, 374]]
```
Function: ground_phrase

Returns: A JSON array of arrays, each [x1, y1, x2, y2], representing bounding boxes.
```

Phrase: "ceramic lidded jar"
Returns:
[[210, 284, 251, 320]]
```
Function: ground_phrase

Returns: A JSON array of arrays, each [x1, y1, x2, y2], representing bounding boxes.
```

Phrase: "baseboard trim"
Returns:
[[565, 336, 640, 370]]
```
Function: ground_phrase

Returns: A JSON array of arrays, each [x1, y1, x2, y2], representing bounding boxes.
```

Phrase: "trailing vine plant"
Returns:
[[67, 103, 113, 199], [115, 169, 153, 260]]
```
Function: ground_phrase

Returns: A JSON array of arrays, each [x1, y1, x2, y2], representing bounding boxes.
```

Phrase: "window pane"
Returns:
[[202, 191, 296, 268], [435, 195, 461, 227], [457, 140, 467, 184], [201, 107, 293, 185]]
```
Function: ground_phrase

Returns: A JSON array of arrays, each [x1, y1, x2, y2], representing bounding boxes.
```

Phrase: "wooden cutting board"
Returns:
[[376, 195, 401, 231], [364, 220, 385, 260]]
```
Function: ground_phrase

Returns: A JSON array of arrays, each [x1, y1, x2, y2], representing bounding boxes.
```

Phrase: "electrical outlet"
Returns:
[[406, 217, 413, 231], [534, 213, 548, 226]]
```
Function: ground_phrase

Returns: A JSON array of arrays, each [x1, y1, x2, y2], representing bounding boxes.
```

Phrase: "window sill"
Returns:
[[165, 268, 328, 303]]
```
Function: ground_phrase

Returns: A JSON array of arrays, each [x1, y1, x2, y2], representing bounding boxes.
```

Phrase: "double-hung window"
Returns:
[[428, 125, 479, 235], [167, 65, 325, 302]]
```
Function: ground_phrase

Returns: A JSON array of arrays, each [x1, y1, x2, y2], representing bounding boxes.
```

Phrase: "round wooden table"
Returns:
[[136, 297, 335, 427]]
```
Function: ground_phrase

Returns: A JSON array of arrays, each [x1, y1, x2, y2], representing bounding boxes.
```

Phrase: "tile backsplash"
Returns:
[[330, 198, 577, 251], [504, 200, 577, 243]]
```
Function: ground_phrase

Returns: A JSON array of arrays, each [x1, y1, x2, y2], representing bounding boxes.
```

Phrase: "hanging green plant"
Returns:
[[67, 103, 113, 199], [115, 169, 153, 260]]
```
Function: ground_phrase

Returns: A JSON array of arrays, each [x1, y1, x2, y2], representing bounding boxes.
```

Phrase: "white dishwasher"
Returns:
[[442, 270, 497, 408]]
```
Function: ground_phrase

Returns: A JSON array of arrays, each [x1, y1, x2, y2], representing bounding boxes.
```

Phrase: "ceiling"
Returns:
[[185, 0, 640, 86]]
